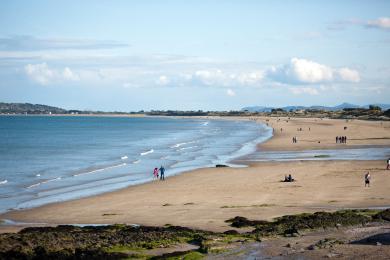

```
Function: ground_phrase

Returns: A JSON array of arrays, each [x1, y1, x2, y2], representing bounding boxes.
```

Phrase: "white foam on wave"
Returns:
[[171, 142, 187, 148], [170, 141, 196, 148], [73, 163, 127, 177], [26, 177, 62, 189], [121, 155, 128, 160], [140, 149, 154, 156], [36, 174, 41, 177], [178, 146, 198, 151], [202, 121, 209, 126], [132, 159, 140, 164], [0, 180, 7, 185]]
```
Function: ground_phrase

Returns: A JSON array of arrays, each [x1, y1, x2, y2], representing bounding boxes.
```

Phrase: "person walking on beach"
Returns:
[[153, 167, 159, 179], [387, 158, 390, 170], [364, 172, 371, 187], [159, 165, 165, 181]]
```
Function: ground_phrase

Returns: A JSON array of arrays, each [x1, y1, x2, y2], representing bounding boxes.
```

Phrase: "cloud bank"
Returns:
[[22, 56, 361, 98]]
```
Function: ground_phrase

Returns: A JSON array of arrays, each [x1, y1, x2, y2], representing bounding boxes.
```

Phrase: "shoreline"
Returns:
[[0, 116, 272, 214], [1, 116, 390, 233]]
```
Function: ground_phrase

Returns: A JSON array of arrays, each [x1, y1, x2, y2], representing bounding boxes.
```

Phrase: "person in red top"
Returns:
[[153, 167, 159, 179]]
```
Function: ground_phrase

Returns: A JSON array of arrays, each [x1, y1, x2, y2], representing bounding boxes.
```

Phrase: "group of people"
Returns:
[[336, 136, 347, 144], [153, 166, 166, 181], [282, 171, 374, 187], [292, 136, 298, 143]]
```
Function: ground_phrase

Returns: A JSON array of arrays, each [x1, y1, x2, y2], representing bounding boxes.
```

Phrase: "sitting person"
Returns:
[[283, 174, 295, 182]]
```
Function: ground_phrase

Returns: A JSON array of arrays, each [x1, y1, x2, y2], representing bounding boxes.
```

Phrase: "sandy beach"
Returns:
[[257, 116, 390, 151], [1, 117, 390, 234]]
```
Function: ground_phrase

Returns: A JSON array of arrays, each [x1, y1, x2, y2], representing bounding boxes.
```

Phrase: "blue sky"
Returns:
[[0, 0, 389, 111]]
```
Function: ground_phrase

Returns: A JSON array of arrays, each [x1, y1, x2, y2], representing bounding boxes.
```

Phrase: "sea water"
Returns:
[[0, 116, 272, 212]]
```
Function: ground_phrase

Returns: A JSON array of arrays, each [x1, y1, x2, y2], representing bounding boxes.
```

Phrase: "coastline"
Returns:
[[0, 115, 272, 214], [1, 116, 390, 234]]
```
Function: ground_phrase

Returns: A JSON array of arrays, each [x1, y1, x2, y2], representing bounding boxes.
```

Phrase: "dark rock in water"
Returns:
[[216, 164, 229, 168]]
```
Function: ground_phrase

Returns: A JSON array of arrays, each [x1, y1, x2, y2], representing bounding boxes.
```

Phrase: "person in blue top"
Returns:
[[159, 166, 165, 181]]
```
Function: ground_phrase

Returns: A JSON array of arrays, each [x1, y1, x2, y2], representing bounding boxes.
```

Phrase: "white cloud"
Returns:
[[25, 63, 79, 85], [366, 17, 390, 30], [62, 67, 80, 81], [236, 72, 264, 85], [268, 58, 360, 84], [269, 58, 333, 84], [289, 87, 319, 95], [291, 58, 333, 83], [192, 69, 263, 87], [338, 67, 360, 82], [329, 17, 390, 31], [25, 63, 55, 85], [156, 75, 170, 85], [226, 89, 236, 96]]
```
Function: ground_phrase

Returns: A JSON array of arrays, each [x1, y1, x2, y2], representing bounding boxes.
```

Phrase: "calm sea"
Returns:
[[0, 116, 272, 212]]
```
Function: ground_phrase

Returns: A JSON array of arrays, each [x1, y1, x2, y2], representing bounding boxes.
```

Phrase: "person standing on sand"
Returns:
[[159, 166, 165, 181], [364, 172, 371, 187], [153, 167, 159, 179]]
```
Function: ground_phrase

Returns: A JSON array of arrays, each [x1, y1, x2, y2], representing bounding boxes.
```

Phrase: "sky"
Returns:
[[0, 0, 389, 111]]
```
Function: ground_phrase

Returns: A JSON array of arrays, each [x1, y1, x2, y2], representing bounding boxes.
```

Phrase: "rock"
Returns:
[[373, 209, 390, 221], [376, 242, 382, 246], [223, 230, 239, 235], [307, 245, 318, 250], [326, 253, 338, 258], [216, 164, 229, 168], [285, 243, 291, 248], [225, 216, 269, 228]]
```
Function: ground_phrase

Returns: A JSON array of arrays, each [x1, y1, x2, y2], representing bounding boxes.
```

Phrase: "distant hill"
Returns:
[[242, 103, 390, 112], [0, 102, 67, 114]]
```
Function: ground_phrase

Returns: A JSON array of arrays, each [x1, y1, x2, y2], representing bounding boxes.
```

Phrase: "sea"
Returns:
[[0, 116, 272, 213]]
